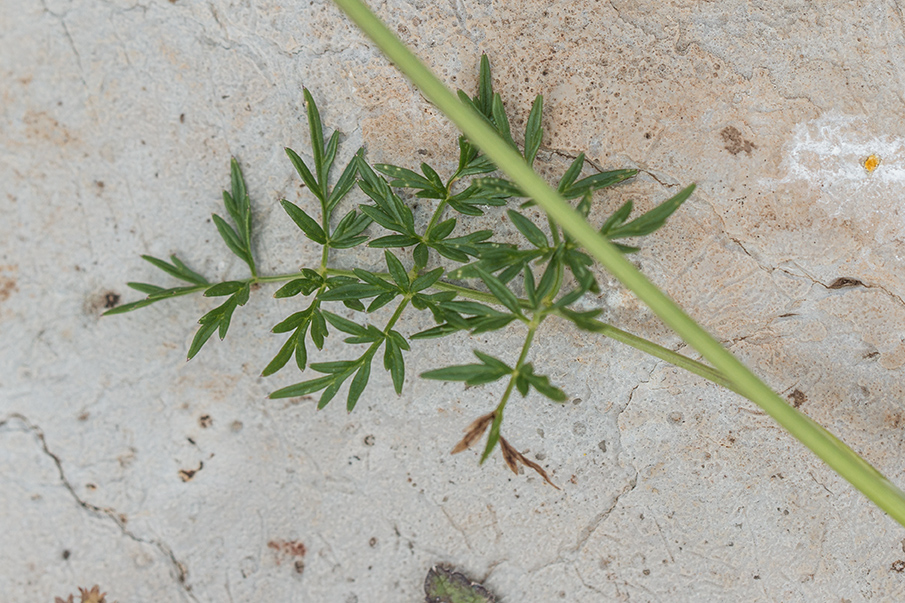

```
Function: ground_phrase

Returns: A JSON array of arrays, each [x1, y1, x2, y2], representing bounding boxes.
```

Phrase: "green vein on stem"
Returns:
[[332, 0, 905, 526]]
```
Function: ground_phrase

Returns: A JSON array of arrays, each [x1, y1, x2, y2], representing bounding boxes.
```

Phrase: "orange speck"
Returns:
[[864, 154, 881, 173]]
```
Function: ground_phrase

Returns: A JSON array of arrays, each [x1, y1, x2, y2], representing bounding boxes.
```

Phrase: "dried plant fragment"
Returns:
[[55, 586, 115, 603], [79, 586, 111, 603], [451, 413, 494, 454], [499, 436, 559, 489], [499, 436, 521, 474]]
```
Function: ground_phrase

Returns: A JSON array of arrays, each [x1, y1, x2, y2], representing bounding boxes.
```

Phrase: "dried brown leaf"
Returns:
[[499, 437, 520, 475], [451, 413, 494, 454], [79, 586, 108, 603], [55, 597, 74, 603], [516, 450, 560, 490]]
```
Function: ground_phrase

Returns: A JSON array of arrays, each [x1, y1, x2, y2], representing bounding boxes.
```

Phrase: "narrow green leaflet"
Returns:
[[474, 267, 524, 317], [141, 254, 209, 285], [281, 200, 326, 244], [605, 184, 695, 239], [421, 350, 512, 386], [286, 147, 322, 201], [347, 356, 372, 411], [303, 88, 328, 191], [523, 95, 543, 166], [187, 282, 251, 360], [213, 160, 256, 276], [507, 210, 548, 249]]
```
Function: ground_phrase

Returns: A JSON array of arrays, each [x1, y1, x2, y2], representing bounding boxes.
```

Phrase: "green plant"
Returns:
[[424, 565, 496, 603], [109, 0, 905, 527], [330, 0, 905, 526], [108, 58, 700, 484]]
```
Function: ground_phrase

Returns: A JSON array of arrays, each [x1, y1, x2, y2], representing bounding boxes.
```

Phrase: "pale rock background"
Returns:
[[3, 0, 905, 601]]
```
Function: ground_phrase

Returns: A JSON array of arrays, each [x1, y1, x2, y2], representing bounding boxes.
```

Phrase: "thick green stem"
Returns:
[[331, 0, 905, 527]]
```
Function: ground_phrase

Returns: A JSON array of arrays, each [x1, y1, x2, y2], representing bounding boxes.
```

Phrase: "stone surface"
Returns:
[[3, 0, 905, 601]]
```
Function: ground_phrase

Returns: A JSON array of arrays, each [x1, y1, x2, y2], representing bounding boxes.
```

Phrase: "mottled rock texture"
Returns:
[[2, 0, 905, 601]]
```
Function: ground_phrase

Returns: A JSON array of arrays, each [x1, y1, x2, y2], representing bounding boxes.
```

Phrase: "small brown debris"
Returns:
[[103, 292, 120, 309], [827, 277, 863, 289], [198, 414, 212, 428], [891, 560, 905, 572], [268, 539, 308, 570], [790, 389, 807, 408], [451, 413, 494, 454], [178, 461, 203, 482], [363, 434, 375, 446]]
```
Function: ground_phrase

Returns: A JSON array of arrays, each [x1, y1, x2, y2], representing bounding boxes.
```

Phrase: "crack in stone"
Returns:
[[777, 261, 905, 309], [519, 376, 646, 575], [0, 413, 198, 602], [477, 557, 508, 585], [38, 0, 90, 93], [528, 469, 639, 575], [703, 189, 905, 313], [438, 506, 475, 556], [574, 563, 610, 597]]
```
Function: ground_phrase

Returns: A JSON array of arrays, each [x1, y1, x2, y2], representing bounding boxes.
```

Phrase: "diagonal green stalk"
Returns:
[[332, 0, 905, 526]]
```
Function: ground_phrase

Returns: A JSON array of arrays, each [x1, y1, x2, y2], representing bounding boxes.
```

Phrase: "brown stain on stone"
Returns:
[[267, 539, 307, 557], [884, 410, 905, 430], [268, 539, 307, 574], [0, 277, 16, 302], [0, 265, 18, 304], [22, 111, 77, 147], [789, 389, 807, 408], [720, 126, 756, 155]]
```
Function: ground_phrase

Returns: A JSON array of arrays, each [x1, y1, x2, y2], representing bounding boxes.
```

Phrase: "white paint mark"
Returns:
[[768, 111, 905, 241]]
